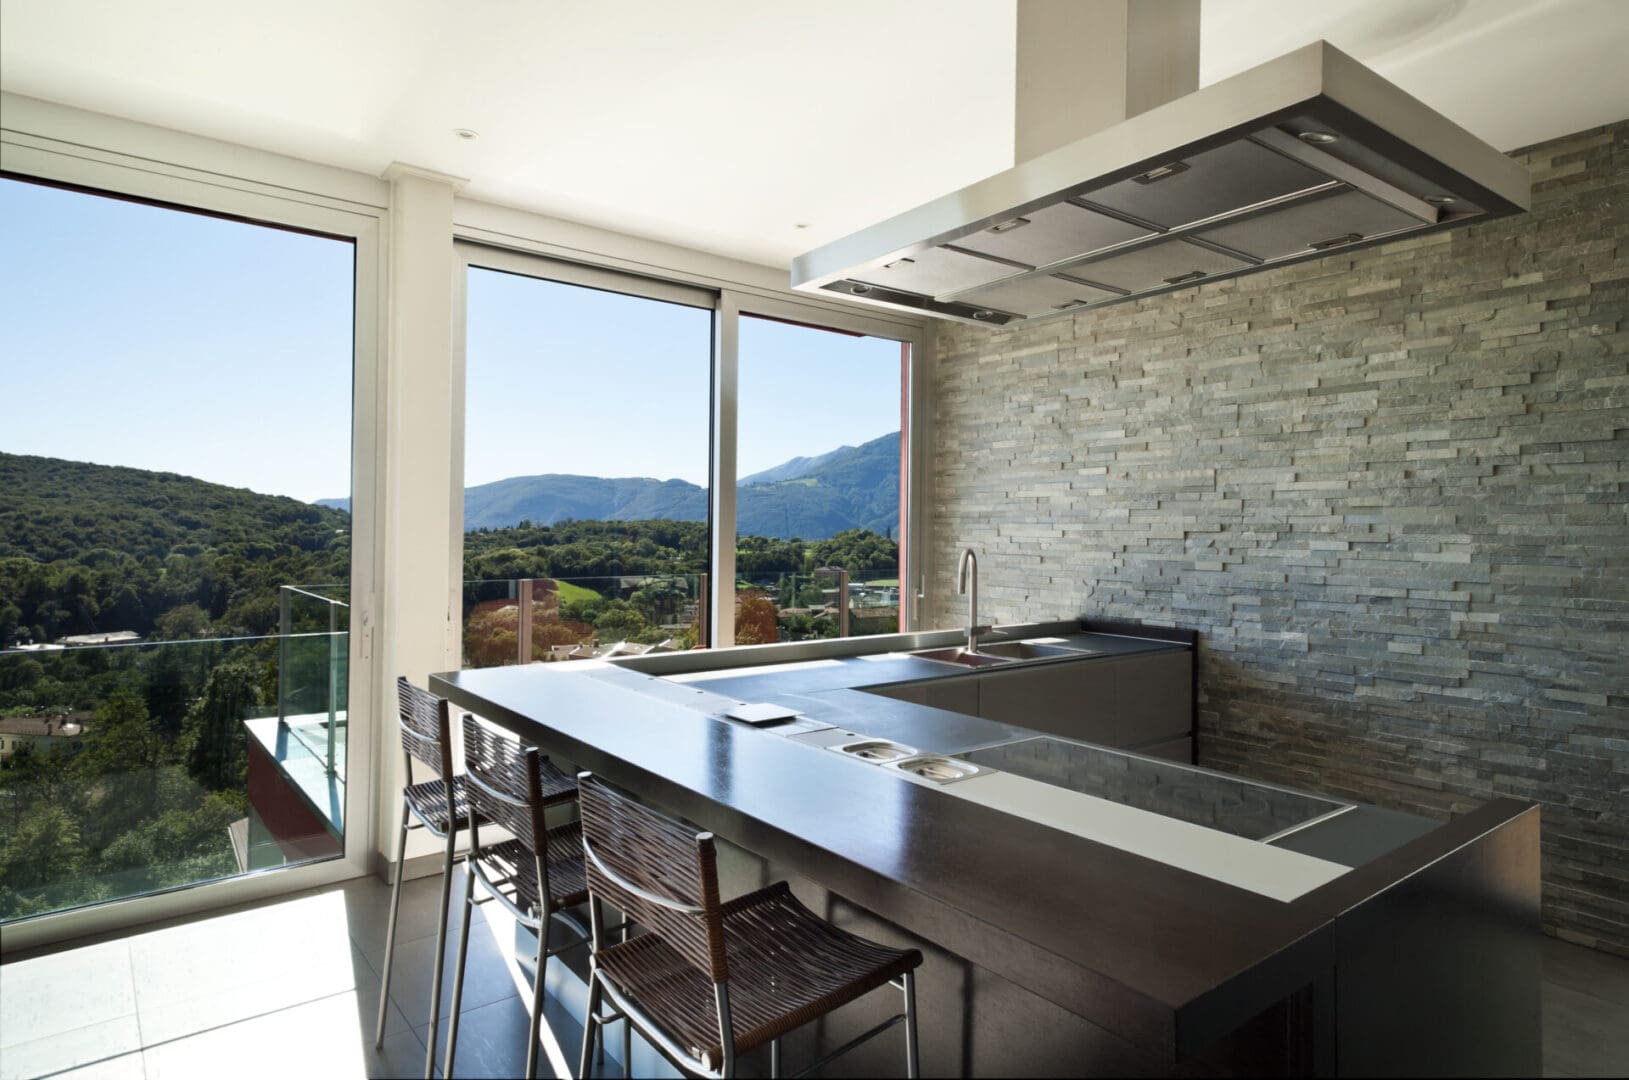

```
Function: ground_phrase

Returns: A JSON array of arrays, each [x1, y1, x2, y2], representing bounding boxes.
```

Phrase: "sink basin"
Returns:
[[975, 641, 1088, 661], [912, 647, 1012, 669], [891, 754, 984, 784], [830, 738, 919, 764]]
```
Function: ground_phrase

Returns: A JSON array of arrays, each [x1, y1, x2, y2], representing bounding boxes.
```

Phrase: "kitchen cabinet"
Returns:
[[863, 649, 1193, 750]]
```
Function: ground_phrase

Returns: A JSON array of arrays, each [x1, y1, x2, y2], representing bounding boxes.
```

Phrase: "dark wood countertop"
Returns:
[[432, 658, 1334, 1059]]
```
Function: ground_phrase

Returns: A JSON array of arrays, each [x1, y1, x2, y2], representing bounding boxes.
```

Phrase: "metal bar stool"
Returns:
[[444, 714, 593, 1079], [374, 678, 576, 1079], [575, 772, 923, 1079]]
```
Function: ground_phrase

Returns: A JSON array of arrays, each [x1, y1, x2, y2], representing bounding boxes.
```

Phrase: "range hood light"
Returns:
[[882, 257, 916, 270], [849, 282, 872, 295], [972, 309, 999, 320], [1308, 232, 1364, 251], [1134, 161, 1192, 184], [1424, 194, 1459, 207], [987, 216, 1032, 234], [1298, 130, 1340, 145], [1163, 270, 1206, 285]]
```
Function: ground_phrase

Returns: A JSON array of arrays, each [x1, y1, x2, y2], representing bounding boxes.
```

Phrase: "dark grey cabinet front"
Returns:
[[976, 661, 1117, 744]]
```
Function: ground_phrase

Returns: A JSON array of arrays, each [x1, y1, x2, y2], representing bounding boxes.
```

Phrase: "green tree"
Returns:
[[181, 658, 262, 791]]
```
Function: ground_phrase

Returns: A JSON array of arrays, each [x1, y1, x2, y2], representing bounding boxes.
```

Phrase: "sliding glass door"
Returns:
[[0, 176, 358, 922], [733, 314, 910, 643], [458, 252, 716, 663]]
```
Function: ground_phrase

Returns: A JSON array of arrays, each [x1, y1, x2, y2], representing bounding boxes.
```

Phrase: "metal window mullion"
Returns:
[[710, 293, 739, 648]]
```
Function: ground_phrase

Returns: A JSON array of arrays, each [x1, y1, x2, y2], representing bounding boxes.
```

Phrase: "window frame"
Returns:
[[451, 241, 932, 654], [0, 137, 384, 952]]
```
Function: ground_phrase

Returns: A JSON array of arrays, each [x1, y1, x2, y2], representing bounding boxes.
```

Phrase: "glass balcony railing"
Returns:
[[461, 574, 708, 668], [736, 567, 901, 644], [459, 569, 900, 662], [277, 586, 349, 779], [0, 610, 348, 923]]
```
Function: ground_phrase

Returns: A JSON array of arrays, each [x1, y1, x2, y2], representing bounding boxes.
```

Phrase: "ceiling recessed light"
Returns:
[[972, 309, 997, 320], [454, 128, 479, 140], [1424, 194, 1459, 207], [794, 222, 810, 230], [849, 282, 872, 295], [1298, 130, 1339, 145]]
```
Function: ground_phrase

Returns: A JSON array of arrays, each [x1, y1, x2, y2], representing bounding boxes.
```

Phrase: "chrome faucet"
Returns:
[[957, 548, 990, 653]]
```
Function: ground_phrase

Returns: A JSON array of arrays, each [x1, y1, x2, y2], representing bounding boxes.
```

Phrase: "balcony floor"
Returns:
[[2, 872, 1625, 1079]]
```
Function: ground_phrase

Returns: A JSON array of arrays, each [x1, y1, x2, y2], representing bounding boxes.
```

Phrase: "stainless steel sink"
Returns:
[[911, 647, 1012, 669], [890, 754, 984, 784], [830, 738, 919, 764], [975, 641, 1088, 661]]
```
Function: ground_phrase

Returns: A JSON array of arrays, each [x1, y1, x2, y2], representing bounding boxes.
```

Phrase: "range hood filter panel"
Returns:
[[1193, 188, 1426, 262], [850, 245, 1015, 299], [1073, 239, 1251, 294], [1082, 139, 1329, 229], [954, 274, 1123, 319], [953, 201, 1154, 269]]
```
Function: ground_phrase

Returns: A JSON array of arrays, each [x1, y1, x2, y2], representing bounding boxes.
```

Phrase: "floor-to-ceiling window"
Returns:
[[455, 244, 923, 658], [0, 176, 358, 923], [457, 251, 715, 662], [733, 314, 910, 643]]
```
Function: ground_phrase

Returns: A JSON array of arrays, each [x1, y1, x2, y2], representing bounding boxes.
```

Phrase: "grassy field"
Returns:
[[553, 580, 602, 603], [862, 578, 899, 587]]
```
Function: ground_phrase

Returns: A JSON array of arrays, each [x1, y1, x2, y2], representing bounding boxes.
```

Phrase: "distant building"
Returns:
[[56, 630, 141, 647], [0, 712, 90, 763]]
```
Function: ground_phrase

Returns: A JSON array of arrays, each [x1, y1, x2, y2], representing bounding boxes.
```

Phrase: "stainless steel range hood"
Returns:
[[791, 41, 1530, 327]]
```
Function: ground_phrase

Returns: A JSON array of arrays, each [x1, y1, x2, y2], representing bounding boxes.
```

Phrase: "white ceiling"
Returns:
[[3, 0, 1626, 270]]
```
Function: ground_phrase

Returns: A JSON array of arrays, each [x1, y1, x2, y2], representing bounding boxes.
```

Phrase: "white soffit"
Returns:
[[1, 0, 1625, 271]]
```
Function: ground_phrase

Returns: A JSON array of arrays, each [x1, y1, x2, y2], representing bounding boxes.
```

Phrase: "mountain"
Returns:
[[0, 453, 350, 564], [316, 432, 901, 540]]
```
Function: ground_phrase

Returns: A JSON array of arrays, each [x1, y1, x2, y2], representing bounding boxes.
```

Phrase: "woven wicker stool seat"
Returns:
[[403, 777, 481, 835], [468, 826, 590, 915], [577, 773, 922, 1078], [405, 753, 575, 834], [596, 880, 919, 1068]]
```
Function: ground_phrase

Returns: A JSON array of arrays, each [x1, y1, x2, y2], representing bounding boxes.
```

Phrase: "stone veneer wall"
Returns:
[[925, 121, 1628, 954]]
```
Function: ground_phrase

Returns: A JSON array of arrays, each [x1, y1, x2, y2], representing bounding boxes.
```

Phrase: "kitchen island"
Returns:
[[431, 621, 1540, 1077]]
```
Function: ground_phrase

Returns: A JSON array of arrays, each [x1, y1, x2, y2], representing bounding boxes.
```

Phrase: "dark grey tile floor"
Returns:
[[2, 874, 1625, 1078]]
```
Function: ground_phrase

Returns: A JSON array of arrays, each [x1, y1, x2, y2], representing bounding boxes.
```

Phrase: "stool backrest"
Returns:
[[396, 676, 453, 786], [461, 714, 548, 860], [577, 773, 727, 983]]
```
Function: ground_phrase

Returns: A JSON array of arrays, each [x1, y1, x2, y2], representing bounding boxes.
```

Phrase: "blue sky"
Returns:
[[1, 177, 905, 502], [466, 267, 905, 488]]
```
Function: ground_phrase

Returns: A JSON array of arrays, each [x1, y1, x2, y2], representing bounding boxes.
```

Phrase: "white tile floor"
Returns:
[[3, 873, 1626, 1079], [0, 875, 548, 1080]]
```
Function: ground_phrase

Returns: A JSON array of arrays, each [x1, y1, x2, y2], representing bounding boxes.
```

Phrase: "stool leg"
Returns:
[[770, 1037, 781, 1078], [578, 969, 603, 1079], [621, 1010, 631, 1077], [443, 861, 476, 1078], [902, 970, 920, 1079], [524, 909, 547, 1079], [373, 800, 409, 1048], [421, 828, 458, 1080]]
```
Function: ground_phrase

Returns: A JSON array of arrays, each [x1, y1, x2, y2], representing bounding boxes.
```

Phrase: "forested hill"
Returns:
[[317, 431, 902, 539], [0, 453, 349, 564], [0, 453, 351, 646]]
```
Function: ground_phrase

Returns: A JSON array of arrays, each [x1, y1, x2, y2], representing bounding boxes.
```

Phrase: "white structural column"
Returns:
[[376, 163, 466, 867], [1014, 0, 1200, 162]]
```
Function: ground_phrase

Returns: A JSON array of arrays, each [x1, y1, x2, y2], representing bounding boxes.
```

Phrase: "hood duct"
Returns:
[[791, 38, 1530, 327]]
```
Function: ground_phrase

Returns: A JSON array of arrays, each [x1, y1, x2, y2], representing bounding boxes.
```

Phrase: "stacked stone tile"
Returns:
[[928, 121, 1629, 955]]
